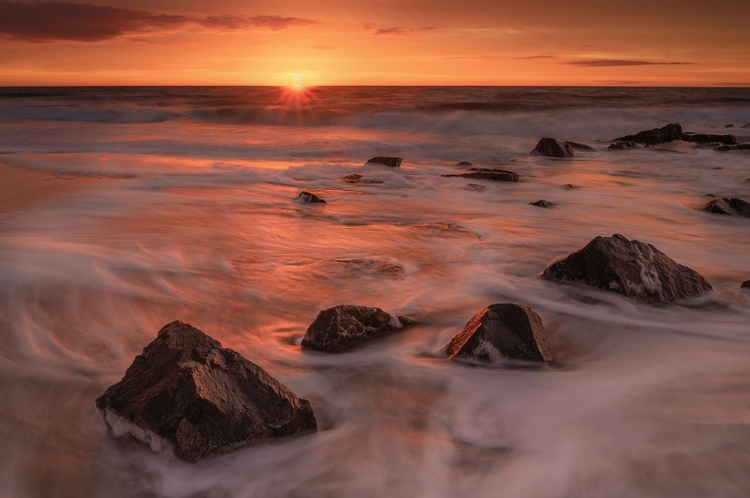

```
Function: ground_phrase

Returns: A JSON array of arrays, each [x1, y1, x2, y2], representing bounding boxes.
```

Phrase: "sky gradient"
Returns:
[[1, 0, 749, 86]]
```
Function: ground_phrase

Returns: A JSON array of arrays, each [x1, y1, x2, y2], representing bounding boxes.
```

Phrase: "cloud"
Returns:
[[514, 55, 557, 60], [371, 26, 436, 37], [0, 1, 316, 42], [564, 59, 692, 67]]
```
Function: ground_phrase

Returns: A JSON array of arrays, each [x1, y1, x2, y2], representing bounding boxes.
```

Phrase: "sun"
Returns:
[[290, 76, 305, 91]]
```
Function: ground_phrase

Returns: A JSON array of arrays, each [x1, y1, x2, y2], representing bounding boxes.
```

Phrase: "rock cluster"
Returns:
[[442, 303, 553, 365], [541, 234, 712, 303], [96, 321, 317, 462], [614, 123, 683, 145]]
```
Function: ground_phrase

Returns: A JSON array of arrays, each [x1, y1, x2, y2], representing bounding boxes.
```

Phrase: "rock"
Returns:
[[562, 183, 576, 190], [615, 123, 682, 145], [295, 191, 326, 203], [541, 234, 712, 303], [530, 199, 553, 208], [443, 303, 553, 364], [703, 197, 750, 217], [442, 168, 520, 182], [608, 140, 639, 150], [366, 156, 402, 168], [530, 138, 575, 158], [461, 183, 486, 192], [741, 280, 750, 289], [95, 321, 317, 462], [342, 173, 383, 184], [565, 141, 594, 151], [456, 161, 473, 166], [301, 305, 415, 352], [682, 133, 738, 145], [726, 124, 735, 128], [743, 124, 750, 129], [738, 144, 750, 150]]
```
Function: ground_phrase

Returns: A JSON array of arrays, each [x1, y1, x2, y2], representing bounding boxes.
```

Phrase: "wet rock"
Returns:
[[301, 305, 415, 352], [726, 124, 735, 128], [443, 303, 553, 364], [530, 199, 553, 208], [541, 234, 712, 303], [366, 156, 402, 168], [715, 145, 735, 152], [703, 197, 750, 217], [565, 141, 594, 151], [742, 280, 750, 289], [295, 191, 326, 203], [682, 133, 738, 145], [530, 138, 575, 158], [608, 140, 639, 150], [562, 183, 576, 190], [456, 161, 473, 166], [96, 321, 317, 462], [461, 183, 486, 192], [738, 144, 750, 150], [342, 173, 383, 184], [442, 168, 520, 182], [615, 123, 682, 145], [744, 124, 750, 129]]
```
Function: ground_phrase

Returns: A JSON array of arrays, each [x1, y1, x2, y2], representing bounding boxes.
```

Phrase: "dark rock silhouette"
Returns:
[[295, 191, 326, 203], [366, 157, 402, 168], [682, 133, 737, 145], [302, 305, 415, 352], [443, 303, 553, 364], [703, 197, 750, 217], [530, 138, 576, 158], [541, 234, 712, 303], [608, 140, 639, 150], [96, 321, 317, 462], [615, 123, 682, 145], [726, 124, 735, 128], [741, 280, 750, 289], [530, 199, 553, 208], [442, 168, 520, 182], [456, 161, 473, 166]]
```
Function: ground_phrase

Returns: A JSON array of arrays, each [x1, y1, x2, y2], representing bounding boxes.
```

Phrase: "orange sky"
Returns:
[[0, 0, 749, 86]]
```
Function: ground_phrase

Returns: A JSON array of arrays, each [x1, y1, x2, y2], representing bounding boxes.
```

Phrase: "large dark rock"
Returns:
[[443, 303, 553, 364], [295, 191, 326, 203], [96, 321, 317, 462], [530, 138, 575, 158], [442, 168, 520, 182], [615, 123, 682, 145], [703, 197, 750, 217], [301, 305, 415, 352], [682, 133, 737, 145], [366, 157, 402, 168], [541, 234, 712, 303]]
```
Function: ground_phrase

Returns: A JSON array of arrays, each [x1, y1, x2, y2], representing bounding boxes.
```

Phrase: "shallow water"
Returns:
[[1, 87, 750, 498]]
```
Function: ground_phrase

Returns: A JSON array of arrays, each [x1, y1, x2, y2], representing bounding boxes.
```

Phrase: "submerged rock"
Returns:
[[615, 123, 682, 145], [442, 168, 520, 182], [608, 140, 639, 150], [302, 305, 415, 352], [703, 197, 750, 217], [295, 191, 326, 203], [456, 161, 473, 166], [530, 199, 553, 208], [96, 321, 317, 462], [541, 234, 712, 303], [342, 173, 383, 184], [366, 156, 402, 168], [530, 138, 576, 158], [682, 133, 737, 145], [741, 280, 750, 289], [565, 141, 594, 151], [443, 303, 553, 364]]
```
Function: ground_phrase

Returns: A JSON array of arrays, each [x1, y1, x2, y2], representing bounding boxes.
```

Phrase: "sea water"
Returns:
[[1, 86, 750, 498]]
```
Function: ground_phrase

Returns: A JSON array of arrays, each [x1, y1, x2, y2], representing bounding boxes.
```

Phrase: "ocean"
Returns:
[[1, 86, 750, 497]]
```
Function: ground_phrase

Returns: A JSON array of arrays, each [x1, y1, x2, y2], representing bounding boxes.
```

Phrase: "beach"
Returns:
[[1, 86, 750, 497]]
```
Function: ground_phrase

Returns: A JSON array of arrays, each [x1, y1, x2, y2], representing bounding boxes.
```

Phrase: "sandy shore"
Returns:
[[0, 159, 96, 216]]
